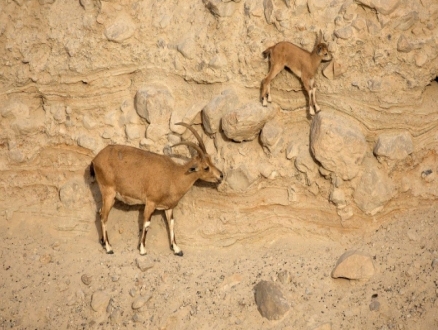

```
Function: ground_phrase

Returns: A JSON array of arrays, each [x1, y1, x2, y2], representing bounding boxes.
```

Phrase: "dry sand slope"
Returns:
[[1, 203, 437, 330]]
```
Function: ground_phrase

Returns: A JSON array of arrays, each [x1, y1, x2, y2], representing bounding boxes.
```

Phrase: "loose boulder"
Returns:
[[331, 250, 375, 280], [222, 102, 278, 142], [91, 290, 111, 312], [135, 85, 174, 125], [373, 131, 413, 160], [254, 280, 290, 320], [310, 111, 367, 181], [202, 89, 238, 134], [353, 159, 395, 215]]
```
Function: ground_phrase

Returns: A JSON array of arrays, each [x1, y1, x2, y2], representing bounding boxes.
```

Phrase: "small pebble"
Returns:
[[81, 274, 92, 286], [369, 300, 380, 311]]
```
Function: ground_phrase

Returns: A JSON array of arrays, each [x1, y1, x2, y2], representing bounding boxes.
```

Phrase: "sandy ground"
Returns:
[[1, 202, 438, 330]]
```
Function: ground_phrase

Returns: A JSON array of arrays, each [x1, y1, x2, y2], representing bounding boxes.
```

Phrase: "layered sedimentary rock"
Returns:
[[0, 0, 437, 246]]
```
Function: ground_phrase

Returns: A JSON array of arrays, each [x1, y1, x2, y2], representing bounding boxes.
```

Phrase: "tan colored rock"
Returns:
[[104, 14, 136, 43], [353, 159, 395, 215], [135, 85, 174, 125], [335, 25, 353, 39], [222, 102, 278, 142], [91, 291, 111, 312], [355, 0, 401, 15], [203, 0, 237, 17], [373, 131, 414, 160], [202, 89, 238, 134], [397, 35, 413, 53], [225, 165, 255, 191], [310, 111, 367, 181], [260, 120, 283, 152], [254, 280, 290, 320], [331, 250, 375, 280]]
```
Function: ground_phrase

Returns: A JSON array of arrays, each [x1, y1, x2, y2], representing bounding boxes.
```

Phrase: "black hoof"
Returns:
[[107, 250, 114, 255], [175, 251, 184, 257]]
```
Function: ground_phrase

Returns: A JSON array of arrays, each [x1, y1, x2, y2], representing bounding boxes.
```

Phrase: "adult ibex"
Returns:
[[90, 123, 223, 256]]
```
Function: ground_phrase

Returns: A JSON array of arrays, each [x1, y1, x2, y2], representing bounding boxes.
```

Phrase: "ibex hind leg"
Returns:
[[99, 190, 116, 254], [261, 62, 283, 107], [165, 209, 183, 256]]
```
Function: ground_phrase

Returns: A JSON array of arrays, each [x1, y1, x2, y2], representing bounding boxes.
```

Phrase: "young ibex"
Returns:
[[90, 123, 223, 256], [260, 31, 332, 115]]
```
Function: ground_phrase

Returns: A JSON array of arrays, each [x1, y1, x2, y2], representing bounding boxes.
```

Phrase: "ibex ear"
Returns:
[[188, 165, 199, 173]]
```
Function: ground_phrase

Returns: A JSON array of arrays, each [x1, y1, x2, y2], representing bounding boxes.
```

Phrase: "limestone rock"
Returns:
[[225, 165, 254, 191], [373, 131, 413, 160], [353, 160, 395, 214], [104, 14, 136, 43], [91, 291, 111, 312], [59, 179, 88, 207], [310, 111, 367, 181], [295, 149, 318, 184], [397, 35, 413, 53], [260, 120, 283, 153], [263, 0, 274, 24], [146, 123, 168, 143], [202, 89, 239, 134], [136, 257, 154, 272], [331, 250, 375, 280], [352, 17, 367, 31], [330, 187, 347, 208], [132, 295, 152, 310], [222, 102, 278, 142], [203, 0, 237, 17], [335, 25, 353, 40], [125, 124, 143, 141], [307, 0, 329, 13], [219, 273, 243, 291], [176, 37, 196, 60], [394, 11, 418, 31], [1, 100, 29, 119], [77, 135, 97, 151], [355, 0, 401, 15], [254, 280, 290, 320], [135, 85, 174, 125]]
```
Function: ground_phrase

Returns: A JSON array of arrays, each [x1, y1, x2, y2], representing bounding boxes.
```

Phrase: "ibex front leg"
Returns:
[[165, 209, 183, 256], [310, 78, 321, 113]]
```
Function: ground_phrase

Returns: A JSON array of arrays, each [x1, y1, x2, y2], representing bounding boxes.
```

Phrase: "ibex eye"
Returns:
[[204, 166, 210, 171]]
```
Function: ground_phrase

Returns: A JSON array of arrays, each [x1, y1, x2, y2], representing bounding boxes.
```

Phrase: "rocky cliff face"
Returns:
[[0, 0, 437, 246]]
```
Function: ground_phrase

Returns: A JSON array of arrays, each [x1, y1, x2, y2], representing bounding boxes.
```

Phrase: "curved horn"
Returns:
[[171, 141, 205, 159], [175, 122, 207, 153]]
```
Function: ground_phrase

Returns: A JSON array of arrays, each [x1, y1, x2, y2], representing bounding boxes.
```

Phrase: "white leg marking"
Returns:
[[170, 219, 182, 255], [140, 244, 147, 255], [262, 98, 268, 106], [140, 221, 151, 255], [313, 88, 321, 112], [105, 242, 113, 253]]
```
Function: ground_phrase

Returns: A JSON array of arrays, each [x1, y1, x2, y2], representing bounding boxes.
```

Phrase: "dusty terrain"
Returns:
[[1, 0, 438, 329], [1, 201, 438, 330]]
